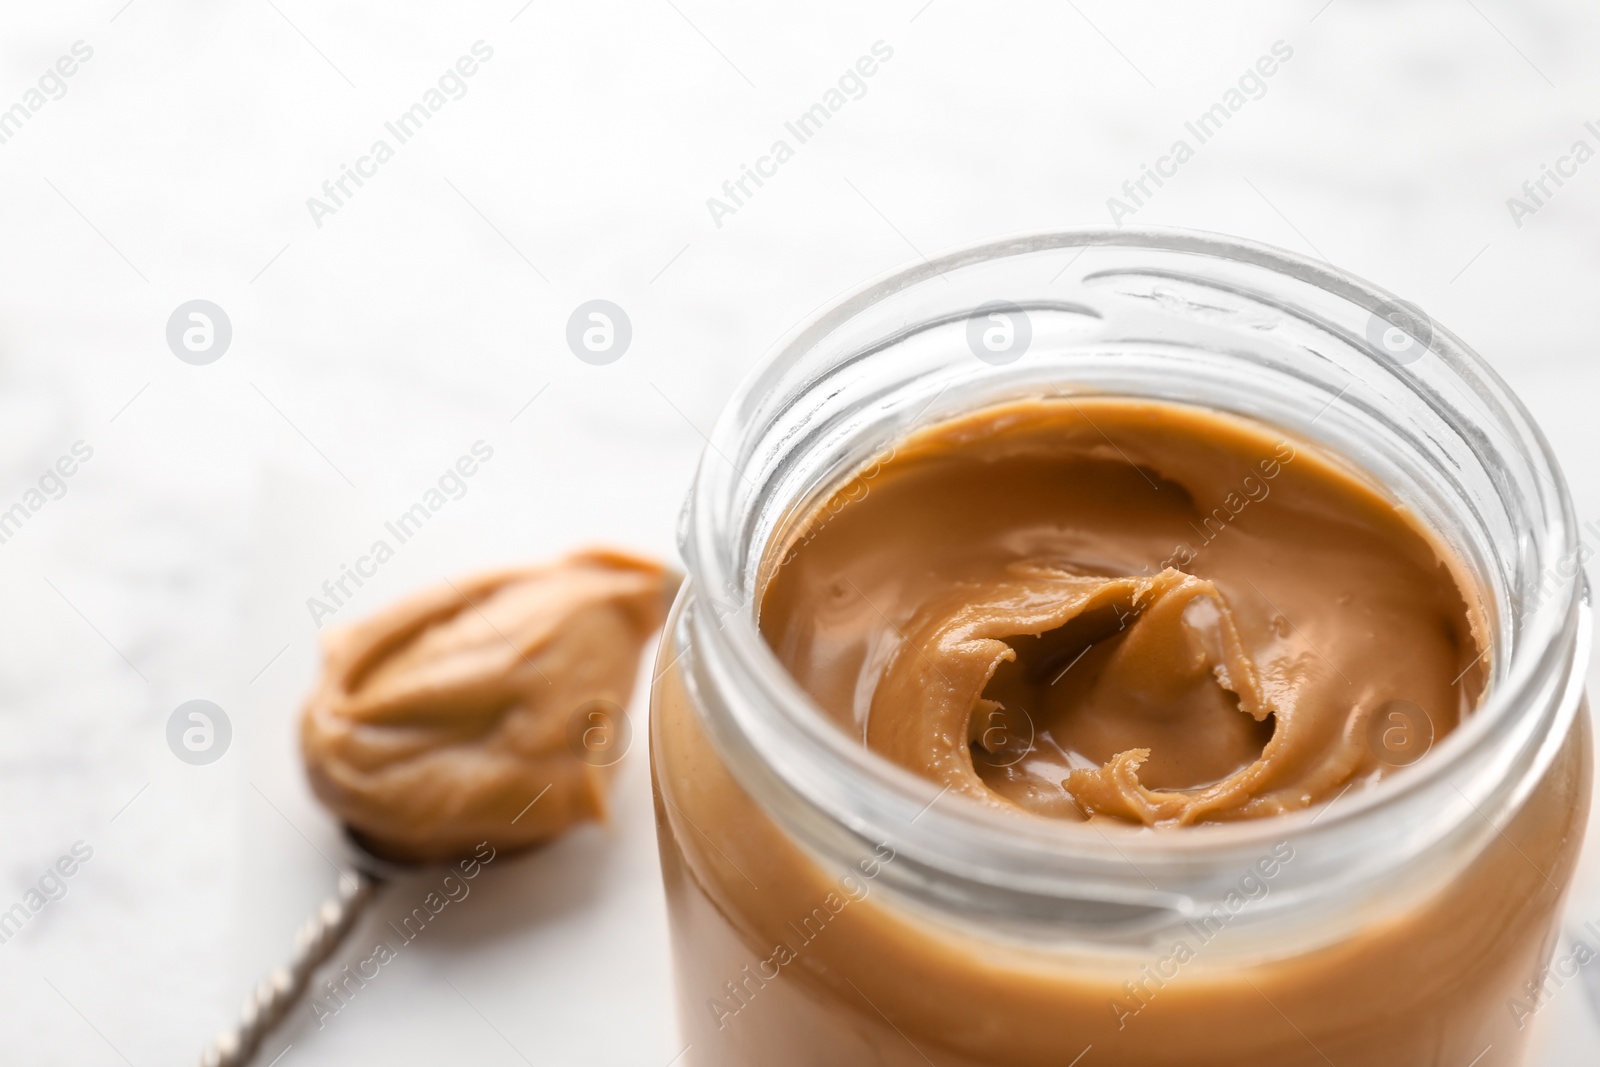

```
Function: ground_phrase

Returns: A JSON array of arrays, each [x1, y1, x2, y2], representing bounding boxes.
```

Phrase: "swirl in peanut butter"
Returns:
[[760, 399, 1487, 826]]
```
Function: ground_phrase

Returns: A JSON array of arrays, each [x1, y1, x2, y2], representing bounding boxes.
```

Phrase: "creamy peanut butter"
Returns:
[[651, 397, 1590, 1066], [761, 398, 1488, 825], [302, 548, 674, 863]]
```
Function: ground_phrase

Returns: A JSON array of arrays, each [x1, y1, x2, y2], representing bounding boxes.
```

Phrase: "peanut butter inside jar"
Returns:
[[652, 396, 1591, 1067], [761, 398, 1487, 830]]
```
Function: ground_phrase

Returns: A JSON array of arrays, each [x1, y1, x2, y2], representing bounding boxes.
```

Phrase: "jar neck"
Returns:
[[678, 228, 1587, 944]]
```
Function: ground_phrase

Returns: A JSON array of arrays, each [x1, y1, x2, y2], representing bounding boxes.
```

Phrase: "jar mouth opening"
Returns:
[[681, 226, 1584, 883]]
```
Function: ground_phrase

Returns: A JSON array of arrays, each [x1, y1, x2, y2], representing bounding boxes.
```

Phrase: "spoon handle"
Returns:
[[200, 869, 384, 1067]]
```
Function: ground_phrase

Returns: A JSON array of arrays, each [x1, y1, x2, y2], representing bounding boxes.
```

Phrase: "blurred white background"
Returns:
[[1, 0, 1598, 1063]]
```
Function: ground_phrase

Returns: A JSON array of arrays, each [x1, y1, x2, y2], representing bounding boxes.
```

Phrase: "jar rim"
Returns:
[[679, 226, 1587, 916]]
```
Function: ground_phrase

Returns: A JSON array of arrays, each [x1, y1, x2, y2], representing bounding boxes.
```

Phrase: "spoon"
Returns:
[[198, 833, 411, 1067], [197, 551, 675, 1065]]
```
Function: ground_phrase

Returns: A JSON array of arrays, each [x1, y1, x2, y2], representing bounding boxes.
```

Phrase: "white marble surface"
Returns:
[[1, 0, 1598, 1063]]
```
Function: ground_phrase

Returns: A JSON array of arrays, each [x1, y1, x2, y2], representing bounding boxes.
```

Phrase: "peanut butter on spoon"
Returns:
[[301, 548, 679, 863], [205, 549, 677, 1067]]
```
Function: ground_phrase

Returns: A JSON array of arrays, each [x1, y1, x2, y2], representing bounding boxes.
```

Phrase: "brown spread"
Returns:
[[654, 402, 1589, 1067], [301, 548, 674, 863], [760, 398, 1488, 826]]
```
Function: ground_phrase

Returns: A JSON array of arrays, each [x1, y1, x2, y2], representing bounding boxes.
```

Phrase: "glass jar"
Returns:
[[650, 228, 1592, 1066]]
